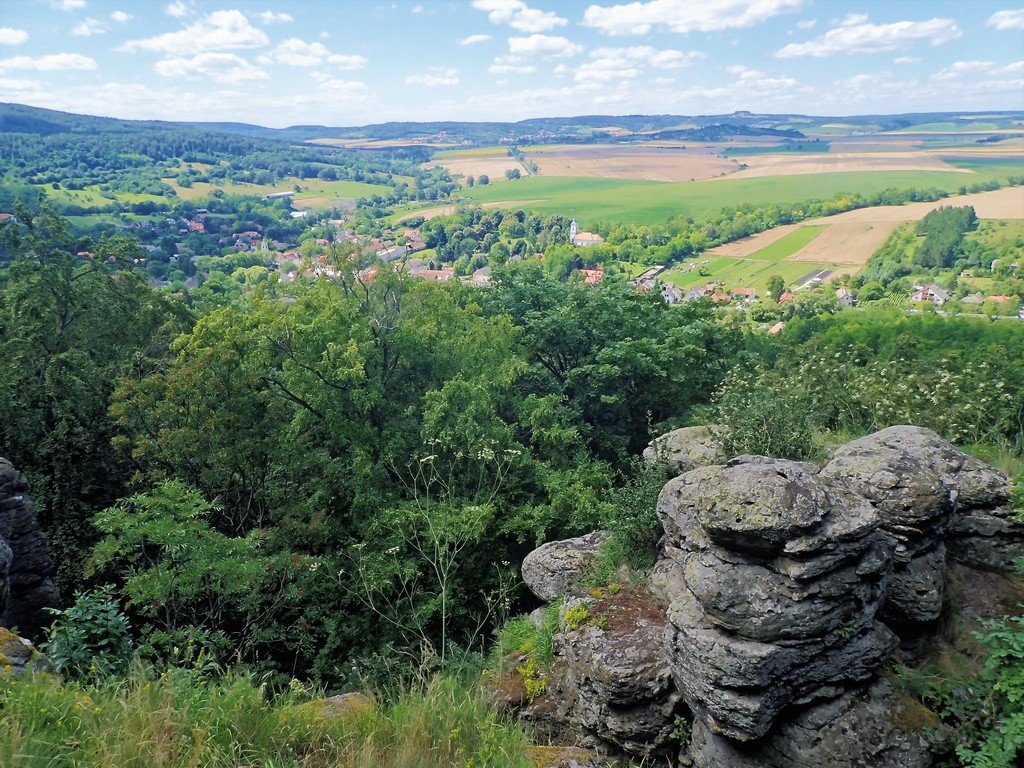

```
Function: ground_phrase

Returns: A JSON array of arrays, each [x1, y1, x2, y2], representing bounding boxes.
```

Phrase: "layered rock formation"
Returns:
[[0, 458, 60, 635], [512, 425, 1023, 768], [655, 457, 896, 743], [642, 425, 728, 475]]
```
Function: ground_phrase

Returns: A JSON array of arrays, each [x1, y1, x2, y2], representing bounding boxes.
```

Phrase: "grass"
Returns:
[[724, 141, 831, 156], [662, 256, 829, 293], [745, 225, 825, 261], [0, 665, 533, 768], [460, 165, 1019, 226], [166, 178, 390, 206]]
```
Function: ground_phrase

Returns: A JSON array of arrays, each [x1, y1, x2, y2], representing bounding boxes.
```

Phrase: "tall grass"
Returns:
[[0, 665, 533, 768]]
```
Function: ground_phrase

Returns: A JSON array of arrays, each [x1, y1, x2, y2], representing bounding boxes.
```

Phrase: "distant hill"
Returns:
[[4, 102, 1022, 148]]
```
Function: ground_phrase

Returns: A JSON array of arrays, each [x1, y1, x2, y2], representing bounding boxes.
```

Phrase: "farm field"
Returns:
[[727, 152, 967, 179], [425, 147, 525, 181], [460, 163, 1022, 226], [166, 178, 390, 208], [681, 185, 1024, 292], [526, 145, 739, 182]]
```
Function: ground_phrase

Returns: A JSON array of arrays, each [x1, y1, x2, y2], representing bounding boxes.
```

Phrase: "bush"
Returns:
[[42, 586, 133, 680], [716, 368, 818, 461], [603, 458, 672, 569]]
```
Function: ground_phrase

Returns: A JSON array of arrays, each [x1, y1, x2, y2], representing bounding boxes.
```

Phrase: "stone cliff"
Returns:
[[0, 457, 60, 637], [505, 426, 1024, 767]]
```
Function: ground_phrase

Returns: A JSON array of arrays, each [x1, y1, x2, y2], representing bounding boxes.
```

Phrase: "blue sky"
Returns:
[[0, 0, 1022, 127]]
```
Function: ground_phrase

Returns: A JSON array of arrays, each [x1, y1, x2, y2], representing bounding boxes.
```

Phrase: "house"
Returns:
[[686, 285, 710, 301], [836, 288, 855, 307], [962, 292, 985, 305], [569, 219, 605, 247], [578, 266, 604, 284], [410, 267, 455, 282], [661, 283, 683, 305], [777, 291, 796, 304], [710, 291, 732, 303], [732, 287, 757, 302], [910, 284, 949, 306], [988, 295, 1016, 304], [768, 321, 785, 335], [377, 244, 409, 262]]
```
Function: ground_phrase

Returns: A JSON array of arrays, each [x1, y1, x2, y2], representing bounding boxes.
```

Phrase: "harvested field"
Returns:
[[426, 149, 524, 181], [527, 145, 739, 182], [731, 152, 967, 179], [706, 186, 1024, 278], [785, 222, 900, 272]]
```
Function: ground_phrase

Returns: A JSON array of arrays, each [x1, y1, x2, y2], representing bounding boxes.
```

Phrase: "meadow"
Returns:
[[460, 163, 1021, 226]]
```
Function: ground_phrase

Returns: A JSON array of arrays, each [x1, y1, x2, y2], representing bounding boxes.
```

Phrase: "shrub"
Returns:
[[716, 368, 818, 461], [42, 585, 133, 680], [603, 458, 672, 569]]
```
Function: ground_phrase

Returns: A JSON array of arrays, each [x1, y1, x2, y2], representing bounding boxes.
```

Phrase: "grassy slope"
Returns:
[[461, 163, 1019, 226]]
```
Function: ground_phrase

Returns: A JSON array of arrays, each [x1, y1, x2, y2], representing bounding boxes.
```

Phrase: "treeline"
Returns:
[[915, 205, 977, 269]]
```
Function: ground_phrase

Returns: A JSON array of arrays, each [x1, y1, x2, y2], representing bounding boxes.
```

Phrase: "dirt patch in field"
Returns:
[[809, 186, 1024, 223], [730, 152, 968, 179], [527, 145, 739, 182], [426, 155, 524, 181], [786, 221, 901, 271]]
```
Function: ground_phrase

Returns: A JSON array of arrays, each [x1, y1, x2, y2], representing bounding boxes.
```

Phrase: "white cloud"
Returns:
[[582, 0, 803, 36], [460, 34, 492, 45], [0, 53, 97, 72], [473, 0, 568, 33], [111, 10, 131, 22], [488, 54, 536, 73], [260, 38, 366, 69], [508, 34, 584, 58], [987, 9, 1024, 31], [778, 16, 961, 57], [56, 0, 86, 10], [165, 2, 189, 19], [72, 18, 106, 36], [933, 59, 1024, 81], [576, 45, 702, 82], [155, 52, 268, 83], [412, 4, 424, 13], [0, 77, 41, 90], [121, 10, 268, 55], [406, 67, 459, 86], [796, 19, 816, 29], [894, 56, 920, 64], [0, 28, 28, 45], [258, 11, 293, 24]]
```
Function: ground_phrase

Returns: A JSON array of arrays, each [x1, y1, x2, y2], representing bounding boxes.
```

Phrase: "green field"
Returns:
[[746, 225, 825, 261], [167, 177, 390, 206], [662, 255, 828, 294], [460, 164, 1020, 226]]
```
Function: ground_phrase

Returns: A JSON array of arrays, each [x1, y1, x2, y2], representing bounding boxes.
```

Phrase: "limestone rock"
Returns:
[[643, 426, 728, 474], [527, 746, 606, 768], [0, 458, 60, 635], [687, 679, 931, 768], [522, 531, 609, 602]]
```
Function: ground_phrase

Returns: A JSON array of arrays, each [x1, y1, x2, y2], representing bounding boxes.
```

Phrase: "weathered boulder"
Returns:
[[0, 458, 60, 635], [821, 425, 1023, 623], [643, 425, 728, 474], [522, 531, 609, 602], [0, 625, 52, 676], [523, 586, 683, 761], [687, 678, 931, 768], [656, 459, 894, 741]]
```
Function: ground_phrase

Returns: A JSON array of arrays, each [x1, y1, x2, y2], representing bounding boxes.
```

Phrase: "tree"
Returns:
[[505, 168, 521, 181], [466, 175, 475, 188], [477, 174, 490, 186], [767, 274, 785, 303]]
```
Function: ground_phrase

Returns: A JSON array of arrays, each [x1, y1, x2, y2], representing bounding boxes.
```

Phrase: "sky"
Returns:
[[0, 0, 1022, 127]]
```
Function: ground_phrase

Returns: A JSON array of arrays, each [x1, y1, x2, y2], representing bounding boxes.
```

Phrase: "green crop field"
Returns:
[[661, 254, 831, 294], [167, 177, 389, 206], [460, 163, 1020, 226], [746, 226, 825, 261]]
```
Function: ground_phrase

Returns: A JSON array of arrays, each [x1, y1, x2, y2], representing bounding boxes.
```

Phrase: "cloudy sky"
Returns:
[[0, 0, 1022, 127]]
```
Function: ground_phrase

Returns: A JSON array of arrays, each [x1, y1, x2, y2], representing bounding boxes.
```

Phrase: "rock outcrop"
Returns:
[[0, 625, 52, 675], [522, 586, 683, 761], [643, 425, 727, 474], [655, 457, 895, 743], [521, 531, 609, 603], [0, 458, 60, 636], [510, 426, 1022, 768]]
